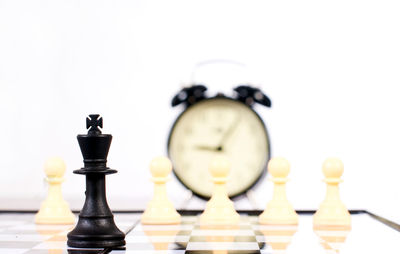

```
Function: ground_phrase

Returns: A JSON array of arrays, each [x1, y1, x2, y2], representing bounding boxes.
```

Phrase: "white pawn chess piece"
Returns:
[[313, 158, 351, 229], [141, 156, 181, 224], [35, 157, 75, 224], [200, 155, 240, 225], [259, 157, 298, 225]]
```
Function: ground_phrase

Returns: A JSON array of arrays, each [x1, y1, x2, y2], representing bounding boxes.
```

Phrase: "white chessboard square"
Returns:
[[0, 248, 29, 254], [260, 250, 291, 254], [135, 224, 194, 231], [8, 224, 72, 231], [126, 235, 190, 243], [32, 241, 67, 250], [187, 242, 259, 250], [56, 230, 70, 236], [256, 235, 295, 243], [180, 216, 198, 222], [0, 234, 52, 242], [113, 251, 185, 254], [0, 221, 27, 227], [252, 224, 299, 231], [194, 221, 253, 227], [191, 229, 255, 236]]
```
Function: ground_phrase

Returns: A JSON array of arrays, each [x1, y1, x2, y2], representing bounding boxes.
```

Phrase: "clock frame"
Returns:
[[167, 86, 271, 199]]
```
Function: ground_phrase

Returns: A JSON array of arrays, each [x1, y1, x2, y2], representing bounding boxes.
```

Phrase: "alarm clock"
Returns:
[[167, 85, 272, 199]]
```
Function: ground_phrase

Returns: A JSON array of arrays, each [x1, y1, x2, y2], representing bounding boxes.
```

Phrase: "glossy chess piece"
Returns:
[[141, 156, 181, 224], [200, 155, 240, 225], [35, 157, 75, 225], [313, 158, 351, 229], [67, 114, 125, 248], [259, 157, 298, 225]]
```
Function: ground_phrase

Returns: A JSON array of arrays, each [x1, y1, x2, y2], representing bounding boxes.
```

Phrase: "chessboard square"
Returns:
[[189, 235, 257, 242], [0, 234, 52, 242], [32, 240, 67, 250], [67, 249, 105, 254], [56, 230, 70, 236], [0, 248, 29, 254], [180, 216, 197, 222], [313, 229, 352, 237], [48, 235, 67, 241], [185, 251, 260, 254], [194, 221, 251, 227], [186, 242, 259, 251], [255, 235, 295, 243], [252, 224, 298, 232], [125, 235, 190, 243], [130, 230, 191, 236], [9, 224, 72, 231], [125, 242, 157, 250], [191, 229, 255, 236], [193, 225, 252, 230], [260, 250, 285, 254], [24, 250, 69, 254], [125, 242, 184, 250], [137, 224, 194, 231], [121, 251, 185, 254], [0, 230, 39, 235], [0, 220, 27, 227], [0, 241, 39, 249], [118, 224, 136, 232], [34, 230, 67, 235], [114, 214, 141, 222]]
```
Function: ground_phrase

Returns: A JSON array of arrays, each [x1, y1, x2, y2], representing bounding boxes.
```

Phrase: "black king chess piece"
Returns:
[[67, 114, 125, 248]]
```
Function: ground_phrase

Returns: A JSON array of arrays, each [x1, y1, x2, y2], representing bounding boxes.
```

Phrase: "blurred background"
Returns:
[[0, 0, 399, 223]]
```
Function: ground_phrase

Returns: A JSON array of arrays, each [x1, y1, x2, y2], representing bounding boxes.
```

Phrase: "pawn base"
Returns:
[[259, 202, 299, 225], [200, 206, 240, 226], [67, 239, 126, 249], [35, 201, 75, 225], [141, 203, 181, 225], [313, 203, 351, 229], [67, 216, 125, 248]]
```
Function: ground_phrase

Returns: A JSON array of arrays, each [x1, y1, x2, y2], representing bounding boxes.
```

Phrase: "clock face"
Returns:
[[168, 97, 269, 198]]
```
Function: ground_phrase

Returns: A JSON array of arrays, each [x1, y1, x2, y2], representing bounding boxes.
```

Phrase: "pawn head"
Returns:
[[322, 157, 344, 178], [150, 156, 172, 178], [209, 155, 230, 178], [268, 157, 290, 178], [44, 157, 66, 178]]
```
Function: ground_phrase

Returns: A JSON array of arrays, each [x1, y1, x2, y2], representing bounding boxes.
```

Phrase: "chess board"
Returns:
[[0, 211, 398, 254]]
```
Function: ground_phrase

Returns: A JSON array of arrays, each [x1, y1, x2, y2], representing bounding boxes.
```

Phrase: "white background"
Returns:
[[0, 0, 399, 223]]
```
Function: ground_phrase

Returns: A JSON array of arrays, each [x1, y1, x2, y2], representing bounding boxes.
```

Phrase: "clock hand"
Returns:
[[194, 145, 223, 152], [194, 115, 240, 152], [217, 115, 241, 148]]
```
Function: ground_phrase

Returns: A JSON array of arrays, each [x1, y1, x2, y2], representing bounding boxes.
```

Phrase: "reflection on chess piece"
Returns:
[[313, 158, 351, 229], [200, 155, 240, 225], [259, 157, 298, 225], [142, 224, 179, 251], [314, 225, 351, 253], [35, 157, 75, 225], [200, 223, 240, 254], [35, 223, 73, 254], [259, 224, 298, 254], [142, 156, 181, 224]]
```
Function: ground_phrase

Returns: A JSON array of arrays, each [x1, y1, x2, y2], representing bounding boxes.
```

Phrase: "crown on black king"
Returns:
[[67, 114, 125, 248]]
